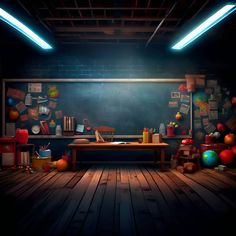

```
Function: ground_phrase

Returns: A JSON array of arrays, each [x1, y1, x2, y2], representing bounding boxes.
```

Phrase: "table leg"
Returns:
[[72, 148, 77, 171], [154, 150, 158, 163], [160, 148, 165, 171]]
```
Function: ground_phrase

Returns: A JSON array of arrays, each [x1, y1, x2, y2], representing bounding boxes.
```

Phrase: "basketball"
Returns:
[[56, 159, 68, 171]]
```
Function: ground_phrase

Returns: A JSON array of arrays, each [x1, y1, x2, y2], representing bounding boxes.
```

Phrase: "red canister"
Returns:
[[16, 129, 28, 144]]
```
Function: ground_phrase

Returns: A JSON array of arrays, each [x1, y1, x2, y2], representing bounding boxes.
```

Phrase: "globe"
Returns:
[[202, 150, 219, 167]]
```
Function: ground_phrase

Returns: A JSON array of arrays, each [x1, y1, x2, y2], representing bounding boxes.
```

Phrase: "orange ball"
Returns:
[[9, 109, 20, 121], [56, 159, 68, 171], [224, 134, 235, 145]]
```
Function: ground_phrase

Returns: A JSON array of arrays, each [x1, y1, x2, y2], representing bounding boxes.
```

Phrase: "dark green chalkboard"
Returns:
[[2, 79, 192, 137]]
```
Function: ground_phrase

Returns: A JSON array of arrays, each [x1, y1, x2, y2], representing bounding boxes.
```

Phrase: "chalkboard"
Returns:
[[2, 79, 192, 138]]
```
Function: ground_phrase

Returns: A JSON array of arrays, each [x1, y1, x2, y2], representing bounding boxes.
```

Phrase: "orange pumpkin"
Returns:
[[56, 159, 68, 171]]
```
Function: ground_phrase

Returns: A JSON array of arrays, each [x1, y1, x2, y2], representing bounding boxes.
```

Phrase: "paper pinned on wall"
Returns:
[[171, 92, 180, 99], [16, 101, 27, 113], [48, 101, 57, 109], [180, 94, 190, 103], [6, 123, 15, 136], [180, 103, 190, 114], [7, 88, 25, 100], [28, 107, 39, 120], [20, 114, 28, 122], [76, 124, 85, 133], [168, 101, 178, 108], [28, 83, 42, 93], [55, 110, 63, 119]]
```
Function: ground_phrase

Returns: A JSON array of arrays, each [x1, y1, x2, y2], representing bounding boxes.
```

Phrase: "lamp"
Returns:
[[0, 7, 52, 50], [171, 4, 236, 50]]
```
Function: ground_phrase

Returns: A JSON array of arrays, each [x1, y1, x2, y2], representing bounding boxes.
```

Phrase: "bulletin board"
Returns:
[[2, 79, 192, 138]]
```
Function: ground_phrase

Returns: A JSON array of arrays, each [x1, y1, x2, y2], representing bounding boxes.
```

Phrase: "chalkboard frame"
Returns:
[[2, 78, 192, 139]]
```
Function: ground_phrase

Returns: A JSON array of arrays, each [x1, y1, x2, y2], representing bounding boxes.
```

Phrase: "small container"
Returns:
[[56, 125, 62, 136], [159, 123, 166, 136], [39, 149, 51, 158], [167, 125, 175, 137], [152, 133, 162, 143], [205, 135, 214, 144], [16, 129, 28, 144]]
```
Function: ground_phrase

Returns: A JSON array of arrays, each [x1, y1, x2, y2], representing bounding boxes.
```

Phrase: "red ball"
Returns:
[[231, 145, 236, 155], [217, 123, 226, 133], [219, 149, 235, 165], [56, 159, 68, 171]]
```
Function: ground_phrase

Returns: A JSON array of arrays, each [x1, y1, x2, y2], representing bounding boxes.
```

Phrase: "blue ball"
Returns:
[[7, 97, 14, 106], [202, 150, 219, 167]]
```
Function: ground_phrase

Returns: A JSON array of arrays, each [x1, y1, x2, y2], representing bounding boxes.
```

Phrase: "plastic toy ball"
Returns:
[[202, 150, 219, 167], [7, 97, 14, 106], [56, 159, 68, 171], [219, 149, 235, 165]]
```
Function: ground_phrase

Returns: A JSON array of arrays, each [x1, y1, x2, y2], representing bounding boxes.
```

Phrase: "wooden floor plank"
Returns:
[[171, 170, 229, 213], [80, 166, 110, 236], [44, 165, 98, 236], [134, 166, 165, 235], [128, 166, 157, 236], [95, 165, 117, 236], [65, 166, 104, 236], [1, 165, 236, 236]]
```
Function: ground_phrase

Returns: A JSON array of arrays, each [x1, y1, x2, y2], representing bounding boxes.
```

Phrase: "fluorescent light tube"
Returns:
[[171, 4, 236, 50], [0, 7, 52, 50]]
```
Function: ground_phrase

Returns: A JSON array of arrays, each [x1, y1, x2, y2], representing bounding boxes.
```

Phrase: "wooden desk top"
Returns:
[[68, 142, 169, 149]]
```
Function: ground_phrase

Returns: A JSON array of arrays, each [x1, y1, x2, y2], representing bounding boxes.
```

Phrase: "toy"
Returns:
[[231, 145, 236, 155], [175, 112, 182, 121], [7, 97, 14, 106], [216, 123, 226, 133], [8, 108, 20, 121], [224, 133, 235, 145], [219, 149, 235, 165], [175, 144, 200, 170], [201, 150, 219, 167], [183, 162, 197, 173], [56, 159, 68, 171], [181, 139, 193, 145]]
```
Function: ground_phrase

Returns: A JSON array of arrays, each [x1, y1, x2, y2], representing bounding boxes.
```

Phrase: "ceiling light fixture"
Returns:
[[0, 7, 52, 50], [171, 4, 236, 50]]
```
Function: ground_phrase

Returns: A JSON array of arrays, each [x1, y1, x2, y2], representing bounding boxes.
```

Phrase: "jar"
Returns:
[[167, 125, 175, 137], [56, 125, 62, 136], [16, 129, 28, 144]]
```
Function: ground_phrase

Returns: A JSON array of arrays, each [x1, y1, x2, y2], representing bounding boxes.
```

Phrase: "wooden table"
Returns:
[[68, 142, 169, 170]]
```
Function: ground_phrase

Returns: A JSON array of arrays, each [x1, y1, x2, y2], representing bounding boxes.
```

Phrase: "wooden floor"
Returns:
[[1, 164, 236, 236]]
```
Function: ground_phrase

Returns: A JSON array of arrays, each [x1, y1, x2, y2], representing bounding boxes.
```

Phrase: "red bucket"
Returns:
[[16, 129, 28, 144]]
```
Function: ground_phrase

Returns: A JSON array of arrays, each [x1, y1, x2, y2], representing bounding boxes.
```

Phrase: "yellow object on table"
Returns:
[[32, 157, 51, 170]]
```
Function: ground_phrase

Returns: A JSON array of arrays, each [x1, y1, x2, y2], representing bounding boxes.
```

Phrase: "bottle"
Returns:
[[25, 93, 32, 106], [142, 128, 149, 143], [159, 123, 166, 136], [56, 125, 62, 136]]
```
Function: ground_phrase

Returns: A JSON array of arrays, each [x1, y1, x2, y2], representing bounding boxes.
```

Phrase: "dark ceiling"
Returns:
[[1, 0, 236, 49]]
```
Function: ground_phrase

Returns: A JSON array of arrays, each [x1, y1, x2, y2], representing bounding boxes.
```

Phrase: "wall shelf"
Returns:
[[22, 135, 192, 139]]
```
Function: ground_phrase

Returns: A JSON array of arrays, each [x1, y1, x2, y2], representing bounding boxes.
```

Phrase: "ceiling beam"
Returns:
[[43, 17, 179, 21], [39, 7, 167, 10], [54, 26, 176, 33]]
